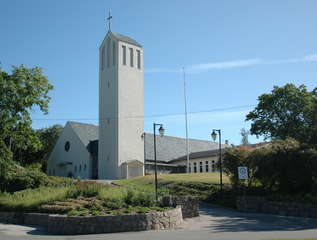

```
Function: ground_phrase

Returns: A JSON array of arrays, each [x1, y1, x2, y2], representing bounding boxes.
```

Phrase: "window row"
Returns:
[[101, 40, 141, 70], [74, 164, 87, 172], [122, 45, 141, 69], [101, 38, 116, 70], [188, 160, 216, 173]]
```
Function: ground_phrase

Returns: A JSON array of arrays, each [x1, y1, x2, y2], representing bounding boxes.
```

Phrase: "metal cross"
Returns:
[[108, 10, 113, 31]]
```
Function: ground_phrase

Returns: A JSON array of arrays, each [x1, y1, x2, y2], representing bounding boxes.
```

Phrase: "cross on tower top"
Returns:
[[108, 10, 113, 31]]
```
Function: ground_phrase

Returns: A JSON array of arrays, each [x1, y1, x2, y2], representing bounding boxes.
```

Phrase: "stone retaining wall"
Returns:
[[0, 207, 183, 234], [236, 196, 317, 218], [163, 196, 199, 218], [48, 206, 183, 234]]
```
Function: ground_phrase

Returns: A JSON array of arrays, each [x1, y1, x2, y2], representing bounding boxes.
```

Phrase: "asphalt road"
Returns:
[[1, 203, 317, 240]]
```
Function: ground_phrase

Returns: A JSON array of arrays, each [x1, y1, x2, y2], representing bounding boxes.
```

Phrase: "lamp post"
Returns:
[[153, 123, 165, 202], [141, 133, 146, 175], [211, 129, 223, 198]]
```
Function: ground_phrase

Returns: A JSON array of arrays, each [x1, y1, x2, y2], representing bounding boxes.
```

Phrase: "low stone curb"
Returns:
[[237, 196, 317, 218]]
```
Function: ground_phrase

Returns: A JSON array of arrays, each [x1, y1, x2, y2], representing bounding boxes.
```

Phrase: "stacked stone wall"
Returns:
[[0, 206, 183, 234], [236, 196, 317, 218], [47, 206, 182, 234], [163, 196, 199, 218]]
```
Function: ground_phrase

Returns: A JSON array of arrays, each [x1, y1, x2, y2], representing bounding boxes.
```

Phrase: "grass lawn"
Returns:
[[114, 172, 230, 189], [114, 172, 269, 209]]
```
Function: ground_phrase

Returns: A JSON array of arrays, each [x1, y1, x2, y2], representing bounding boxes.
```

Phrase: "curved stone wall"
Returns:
[[0, 206, 183, 235]]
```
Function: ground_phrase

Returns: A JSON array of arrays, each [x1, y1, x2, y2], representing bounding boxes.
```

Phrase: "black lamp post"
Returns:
[[153, 123, 165, 202], [211, 129, 223, 198]]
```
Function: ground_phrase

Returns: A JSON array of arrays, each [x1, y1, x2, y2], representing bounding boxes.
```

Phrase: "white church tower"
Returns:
[[98, 11, 144, 179]]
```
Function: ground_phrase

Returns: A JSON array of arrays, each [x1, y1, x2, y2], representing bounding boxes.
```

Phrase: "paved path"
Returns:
[[1, 203, 317, 240]]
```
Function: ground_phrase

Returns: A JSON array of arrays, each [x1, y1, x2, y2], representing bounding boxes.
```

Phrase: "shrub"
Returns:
[[67, 210, 79, 216], [137, 207, 150, 213], [91, 210, 102, 216]]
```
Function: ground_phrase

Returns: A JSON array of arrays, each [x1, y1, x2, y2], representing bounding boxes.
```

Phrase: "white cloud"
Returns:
[[187, 58, 263, 72], [289, 54, 317, 62], [145, 54, 317, 74]]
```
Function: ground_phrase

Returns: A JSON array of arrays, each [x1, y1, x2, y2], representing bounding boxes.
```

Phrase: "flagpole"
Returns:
[[183, 67, 190, 173]]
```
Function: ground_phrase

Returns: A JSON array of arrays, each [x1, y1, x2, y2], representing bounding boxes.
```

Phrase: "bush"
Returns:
[[1, 170, 51, 193]]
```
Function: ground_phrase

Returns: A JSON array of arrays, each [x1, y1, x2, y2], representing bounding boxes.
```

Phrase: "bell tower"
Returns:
[[98, 11, 144, 179]]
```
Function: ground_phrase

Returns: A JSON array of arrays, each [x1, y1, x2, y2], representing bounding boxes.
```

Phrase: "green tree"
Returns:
[[0, 64, 54, 161], [245, 84, 317, 145], [23, 124, 63, 171]]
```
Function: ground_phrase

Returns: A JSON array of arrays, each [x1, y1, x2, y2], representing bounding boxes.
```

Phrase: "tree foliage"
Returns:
[[245, 84, 317, 145], [0, 64, 54, 160], [222, 138, 317, 194]]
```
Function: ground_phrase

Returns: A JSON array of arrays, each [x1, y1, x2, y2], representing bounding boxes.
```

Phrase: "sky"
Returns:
[[1, 0, 316, 146]]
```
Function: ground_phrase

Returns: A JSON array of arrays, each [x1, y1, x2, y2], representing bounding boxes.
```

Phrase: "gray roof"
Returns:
[[111, 31, 142, 47], [100, 31, 142, 48], [68, 121, 99, 151], [66, 122, 229, 162], [169, 149, 226, 163], [143, 133, 228, 162]]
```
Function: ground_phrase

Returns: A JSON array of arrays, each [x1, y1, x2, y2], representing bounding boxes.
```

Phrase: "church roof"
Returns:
[[169, 148, 225, 163], [143, 133, 229, 162], [109, 31, 142, 47], [68, 121, 99, 150], [66, 122, 229, 162]]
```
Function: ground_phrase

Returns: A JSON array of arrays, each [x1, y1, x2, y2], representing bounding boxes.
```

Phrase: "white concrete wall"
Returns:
[[99, 33, 119, 180], [174, 156, 219, 173], [99, 31, 144, 180], [117, 41, 144, 179], [47, 122, 90, 179]]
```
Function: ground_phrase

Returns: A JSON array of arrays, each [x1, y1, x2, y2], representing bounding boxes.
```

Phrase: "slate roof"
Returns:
[[67, 122, 229, 162], [68, 121, 99, 152], [143, 133, 228, 162], [169, 149, 226, 163], [100, 31, 142, 48], [111, 31, 142, 47]]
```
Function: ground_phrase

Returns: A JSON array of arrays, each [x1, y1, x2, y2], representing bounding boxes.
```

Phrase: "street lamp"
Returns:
[[153, 123, 165, 202], [211, 129, 223, 198]]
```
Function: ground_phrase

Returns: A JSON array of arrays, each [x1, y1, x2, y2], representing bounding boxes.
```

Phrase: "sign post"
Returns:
[[238, 167, 248, 197]]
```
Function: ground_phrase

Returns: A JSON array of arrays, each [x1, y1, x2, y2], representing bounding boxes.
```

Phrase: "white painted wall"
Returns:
[[47, 122, 91, 179], [174, 156, 219, 173], [99, 31, 144, 180]]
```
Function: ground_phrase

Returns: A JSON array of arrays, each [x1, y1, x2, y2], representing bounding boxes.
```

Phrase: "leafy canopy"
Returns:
[[0, 63, 54, 160], [245, 84, 317, 145]]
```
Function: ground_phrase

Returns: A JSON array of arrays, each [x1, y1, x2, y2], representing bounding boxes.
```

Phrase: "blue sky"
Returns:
[[1, 0, 316, 145]]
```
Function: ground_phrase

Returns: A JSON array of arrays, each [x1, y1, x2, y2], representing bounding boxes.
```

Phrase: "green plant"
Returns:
[[91, 210, 102, 216], [137, 207, 150, 213], [67, 210, 79, 216], [79, 212, 88, 216]]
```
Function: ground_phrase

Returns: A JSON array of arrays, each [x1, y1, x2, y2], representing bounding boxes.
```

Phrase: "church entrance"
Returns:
[[91, 155, 98, 179], [128, 166, 137, 179]]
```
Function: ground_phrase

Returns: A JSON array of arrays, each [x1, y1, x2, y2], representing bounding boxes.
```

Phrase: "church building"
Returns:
[[46, 13, 227, 180]]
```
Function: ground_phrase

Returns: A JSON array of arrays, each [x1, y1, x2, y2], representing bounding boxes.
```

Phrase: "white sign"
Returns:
[[238, 167, 248, 179]]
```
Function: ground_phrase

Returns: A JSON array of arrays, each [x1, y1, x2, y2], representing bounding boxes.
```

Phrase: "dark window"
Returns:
[[122, 46, 126, 65], [130, 48, 133, 67], [65, 141, 70, 152]]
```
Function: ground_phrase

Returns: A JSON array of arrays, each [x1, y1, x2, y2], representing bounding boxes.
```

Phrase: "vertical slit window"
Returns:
[[112, 41, 116, 66], [107, 38, 110, 68], [122, 46, 126, 65], [102, 46, 105, 70], [137, 50, 140, 69], [129, 48, 133, 67]]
